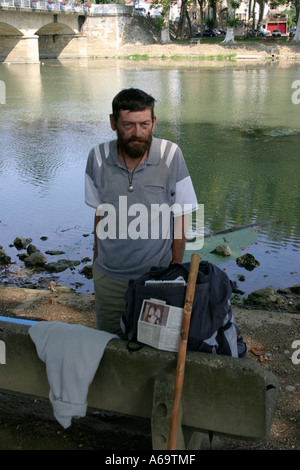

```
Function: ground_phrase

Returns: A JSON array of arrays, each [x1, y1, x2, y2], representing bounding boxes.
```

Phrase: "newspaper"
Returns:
[[137, 298, 183, 352]]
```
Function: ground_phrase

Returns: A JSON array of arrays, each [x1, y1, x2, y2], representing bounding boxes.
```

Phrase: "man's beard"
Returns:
[[117, 131, 152, 159]]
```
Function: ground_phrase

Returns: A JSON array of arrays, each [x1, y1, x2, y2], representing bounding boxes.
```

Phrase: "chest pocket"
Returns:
[[144, 184, 175, 207]]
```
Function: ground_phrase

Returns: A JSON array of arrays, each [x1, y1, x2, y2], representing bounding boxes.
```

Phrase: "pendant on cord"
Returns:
[[120, 150, 143, 194]]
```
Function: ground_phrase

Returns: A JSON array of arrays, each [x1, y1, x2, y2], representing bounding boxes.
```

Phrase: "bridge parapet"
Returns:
[[0, 0, 87, 12]]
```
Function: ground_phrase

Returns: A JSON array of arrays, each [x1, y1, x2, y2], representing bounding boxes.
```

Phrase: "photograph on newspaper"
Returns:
[[137, 298, 183, 352]]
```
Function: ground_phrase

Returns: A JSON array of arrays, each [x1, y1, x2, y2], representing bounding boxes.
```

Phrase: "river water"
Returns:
[[0, 59, 299, 296]]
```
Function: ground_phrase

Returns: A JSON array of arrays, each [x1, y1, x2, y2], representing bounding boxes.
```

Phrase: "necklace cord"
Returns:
[[120, 149, 143, 190]]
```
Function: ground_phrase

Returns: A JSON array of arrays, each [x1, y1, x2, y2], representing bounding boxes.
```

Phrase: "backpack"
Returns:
[[121, 260, 246, 358]]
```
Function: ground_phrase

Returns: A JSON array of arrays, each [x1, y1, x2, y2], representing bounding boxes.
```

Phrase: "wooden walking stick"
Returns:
[[167, 253, 200, 450]]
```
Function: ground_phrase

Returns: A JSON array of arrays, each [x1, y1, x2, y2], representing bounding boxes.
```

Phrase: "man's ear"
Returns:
[[110, 114, 117, 131], [152, 115, 157, 131]]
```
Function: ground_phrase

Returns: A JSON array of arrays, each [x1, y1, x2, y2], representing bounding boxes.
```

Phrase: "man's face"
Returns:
[[110, 108, 156, 159]]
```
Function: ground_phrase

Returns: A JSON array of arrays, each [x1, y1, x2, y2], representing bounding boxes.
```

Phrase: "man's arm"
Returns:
[[93, 212, 100, 262], [170, 215, 186, 265]]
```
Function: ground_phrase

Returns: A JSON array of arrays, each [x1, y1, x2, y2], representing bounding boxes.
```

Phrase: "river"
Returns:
[[0, 59, 299, 296]]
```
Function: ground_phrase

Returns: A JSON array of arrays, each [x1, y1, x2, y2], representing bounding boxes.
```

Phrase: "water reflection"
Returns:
[[0, 60, 299, 294]]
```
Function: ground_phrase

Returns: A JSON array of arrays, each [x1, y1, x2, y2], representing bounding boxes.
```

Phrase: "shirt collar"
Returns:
[[107, 137, 161, 167]]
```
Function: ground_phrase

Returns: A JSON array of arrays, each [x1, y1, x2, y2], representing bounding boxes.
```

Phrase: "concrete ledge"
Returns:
[[0, 319, 279, 449], [235, 54, 264, 60]]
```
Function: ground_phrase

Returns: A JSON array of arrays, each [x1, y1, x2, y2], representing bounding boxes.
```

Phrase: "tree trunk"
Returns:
[[221, 1, 236, 43], [252, 0, 256, 32], [186, 10, 192, 37], [256, 0, 264, 30], [177, 0, 188, 38], [292, 12, 300, 42], [199, 0, 204, 36], [221, 26, 235, 43], [208, 0, 217, 29], [246, 0, 252, 37], [161, 5, 171, 44]]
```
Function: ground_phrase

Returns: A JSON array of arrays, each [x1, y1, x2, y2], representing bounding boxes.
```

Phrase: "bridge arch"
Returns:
[[35, 22, 76, 36], [36, 22, 80, 59], [0, 21, 23, 36]]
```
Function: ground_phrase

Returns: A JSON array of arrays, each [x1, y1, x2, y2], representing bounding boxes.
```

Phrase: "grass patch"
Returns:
[[169, 53, 237, 61], [123, 54, 150, 60], [172, 36, 290, 46], [120, 52, 237, 62]]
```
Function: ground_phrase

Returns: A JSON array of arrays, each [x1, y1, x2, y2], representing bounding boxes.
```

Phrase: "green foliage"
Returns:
[[225, 13, 240, 26], [231, 0, 240, 8], [205, 17, 214, 28], [282, 8, 297, 27], [155, 16, 164, 27]]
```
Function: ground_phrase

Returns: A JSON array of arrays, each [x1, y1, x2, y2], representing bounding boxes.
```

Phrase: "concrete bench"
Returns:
[[0, 319, 278, 450], [190, 38, 201, 44]]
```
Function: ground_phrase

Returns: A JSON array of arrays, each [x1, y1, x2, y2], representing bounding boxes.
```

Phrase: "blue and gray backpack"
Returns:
[[122, 260, 246, 358]]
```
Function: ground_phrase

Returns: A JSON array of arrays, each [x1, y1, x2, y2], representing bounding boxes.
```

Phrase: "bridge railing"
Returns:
[[0, 0, 88, 12]]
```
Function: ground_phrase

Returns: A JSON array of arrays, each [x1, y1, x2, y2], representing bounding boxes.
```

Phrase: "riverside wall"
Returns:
[[105, 41, 300, 62], [1, 3, 300, 63]]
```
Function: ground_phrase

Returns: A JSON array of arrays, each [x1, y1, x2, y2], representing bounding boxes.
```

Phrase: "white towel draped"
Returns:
[[29, 321, 119, 428]]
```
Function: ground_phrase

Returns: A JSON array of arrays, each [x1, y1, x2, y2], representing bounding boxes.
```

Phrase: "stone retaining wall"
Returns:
[[111, 42, 300, 61]]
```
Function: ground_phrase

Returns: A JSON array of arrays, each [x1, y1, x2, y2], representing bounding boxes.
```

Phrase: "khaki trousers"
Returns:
[[92, 265, 128, 338]]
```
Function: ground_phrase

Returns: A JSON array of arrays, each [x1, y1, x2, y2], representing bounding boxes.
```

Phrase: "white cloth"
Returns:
[[29, 321, 119, 428]]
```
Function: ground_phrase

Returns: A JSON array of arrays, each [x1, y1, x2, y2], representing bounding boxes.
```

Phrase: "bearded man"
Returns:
[[85, 88, 197, 337]]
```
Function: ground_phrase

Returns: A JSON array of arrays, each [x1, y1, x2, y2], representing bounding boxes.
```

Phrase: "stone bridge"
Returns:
[[0, 3, 145, 63]]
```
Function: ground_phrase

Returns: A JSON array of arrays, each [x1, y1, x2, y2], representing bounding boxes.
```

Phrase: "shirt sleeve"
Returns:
[[85, 147, 102, 209], [174, 175, 198, 216], [172, 146, 198, 217]]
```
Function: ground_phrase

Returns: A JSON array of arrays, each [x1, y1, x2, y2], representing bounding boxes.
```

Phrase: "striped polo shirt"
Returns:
[[85, 137, 198, 281]]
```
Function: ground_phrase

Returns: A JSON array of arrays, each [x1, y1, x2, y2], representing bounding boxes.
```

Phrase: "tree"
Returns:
[[160, 1, 172, 43], [208, 0, 218, 29], [270, 0, 300, 41], [256, 0, 268, 29], [221, 0, 240, 43], [152, 0, 191, 42], [293, 9, 300, 40], [177, 0, 189, 38], [197, 0, 206, 36], [151, 0, 172, 43], [290, 0, 300, 40]]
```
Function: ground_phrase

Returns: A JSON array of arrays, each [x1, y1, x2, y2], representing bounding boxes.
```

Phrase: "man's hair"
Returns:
[[112, 88, 156, 122]]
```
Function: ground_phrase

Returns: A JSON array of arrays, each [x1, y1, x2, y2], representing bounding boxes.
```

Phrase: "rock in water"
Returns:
[[0, 248, 11, 265], [236, 253, 260, 271], [13, 237, 32, 250], [24, 251, 47, 267], [211, 244, 232, 256]]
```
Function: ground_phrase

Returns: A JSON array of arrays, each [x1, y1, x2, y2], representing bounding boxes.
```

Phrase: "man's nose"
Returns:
[[132, 124, 143, 137]]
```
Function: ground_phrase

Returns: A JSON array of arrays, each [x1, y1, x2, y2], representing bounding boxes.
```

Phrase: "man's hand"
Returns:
[[170, 215, 186, 265], [93, 213, 100, 262]]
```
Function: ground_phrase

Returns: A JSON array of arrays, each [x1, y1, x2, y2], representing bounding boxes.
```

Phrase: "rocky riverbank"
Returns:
[[116, 41, 300, 63], [0, 284, 299, 450], [0, 236, 93, 293], [1, 235, 300, 311], [0, 234, 300, 451], [1, 233, 299, 450]]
